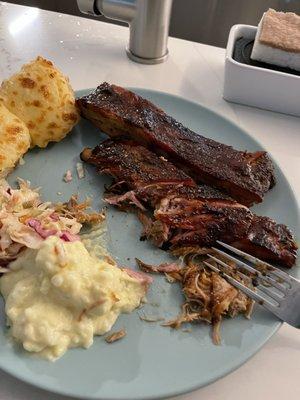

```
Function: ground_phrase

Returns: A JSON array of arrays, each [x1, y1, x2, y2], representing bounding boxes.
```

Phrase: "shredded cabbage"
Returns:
[[0, 178, 82, 265]]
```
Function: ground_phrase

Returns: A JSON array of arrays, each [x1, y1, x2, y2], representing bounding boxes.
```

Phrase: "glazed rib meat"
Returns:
[[81, 140, 297, 267], [76, 83, 276, 206], [232, 216, 297, 268], [81, 139, 194, 205]]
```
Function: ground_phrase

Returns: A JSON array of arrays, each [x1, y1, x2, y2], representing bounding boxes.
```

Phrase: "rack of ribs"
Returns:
[[76, 83, 276, 206], [81, 140, 297, 268]]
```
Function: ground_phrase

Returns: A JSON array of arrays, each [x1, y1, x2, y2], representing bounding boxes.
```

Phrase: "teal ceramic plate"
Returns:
[[1, 89, 299, 400]]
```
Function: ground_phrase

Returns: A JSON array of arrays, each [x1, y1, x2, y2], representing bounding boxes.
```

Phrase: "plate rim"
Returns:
[[0, 87, 298, 400]]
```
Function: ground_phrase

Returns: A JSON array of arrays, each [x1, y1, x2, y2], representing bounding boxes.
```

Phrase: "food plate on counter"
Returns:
[[0, 85, 298, 400]]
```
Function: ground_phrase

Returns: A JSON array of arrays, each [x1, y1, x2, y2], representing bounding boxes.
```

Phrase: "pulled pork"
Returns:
[[55, 195, 105, 225], [135, 258, 181, 274], [140, 252, 254, 345]]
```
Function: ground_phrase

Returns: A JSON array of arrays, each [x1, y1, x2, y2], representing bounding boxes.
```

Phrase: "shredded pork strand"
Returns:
[[136, 258, 181, 274], [105, 191, 146, 211], [212, 320, 222, 345], [55, 195, 105, 225], [138, 313, 164, 322], [105, 329, 126, 343]]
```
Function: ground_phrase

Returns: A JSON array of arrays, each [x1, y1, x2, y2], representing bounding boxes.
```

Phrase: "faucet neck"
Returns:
[[128, 0, 173, 64], [79, 0, 173, 64]]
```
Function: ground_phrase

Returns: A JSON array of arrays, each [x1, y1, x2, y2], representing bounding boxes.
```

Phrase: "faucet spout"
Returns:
[[98, 0, 136, 23], [77, 0, 173, 64]]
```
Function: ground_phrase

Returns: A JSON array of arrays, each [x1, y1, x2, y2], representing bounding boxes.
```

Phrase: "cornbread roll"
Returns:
[[0, 101, 31, 176], [0, 56, 79, 148]]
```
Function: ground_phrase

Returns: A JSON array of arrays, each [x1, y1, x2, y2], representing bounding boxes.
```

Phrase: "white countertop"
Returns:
[[0, 2, 299, 400]]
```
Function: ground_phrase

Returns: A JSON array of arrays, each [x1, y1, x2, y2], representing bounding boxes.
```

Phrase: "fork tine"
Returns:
[[256, 284, 283, 303], [203, 260, 276, 312], [211, 246, 286, 292], [216, 241, 291, 282], [208, 254, 283, 303], [208, 253, 251, 283]]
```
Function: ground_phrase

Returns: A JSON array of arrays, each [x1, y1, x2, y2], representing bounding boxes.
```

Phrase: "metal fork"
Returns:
[[202, 241, 300, 328]]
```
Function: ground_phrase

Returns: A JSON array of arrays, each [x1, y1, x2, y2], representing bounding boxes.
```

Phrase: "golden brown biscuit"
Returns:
[[0, 56, 79, 148], [0, 101, 31, 177]]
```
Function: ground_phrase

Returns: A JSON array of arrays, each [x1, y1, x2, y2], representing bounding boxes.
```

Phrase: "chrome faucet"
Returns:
[[77, 0, 173, 64]]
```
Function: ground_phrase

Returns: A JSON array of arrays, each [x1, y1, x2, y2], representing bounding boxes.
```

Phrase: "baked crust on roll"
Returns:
[[0, 56, 79, 148], [0, 101, 31, 176]]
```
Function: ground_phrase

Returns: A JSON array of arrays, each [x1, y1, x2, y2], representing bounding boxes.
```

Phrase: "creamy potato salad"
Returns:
[[0, 236, 148, 360]]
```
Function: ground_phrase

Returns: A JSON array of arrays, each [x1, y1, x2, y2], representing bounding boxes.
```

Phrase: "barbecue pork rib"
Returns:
[[81, 140, 297, 267], [76, 83, 276, 206]]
